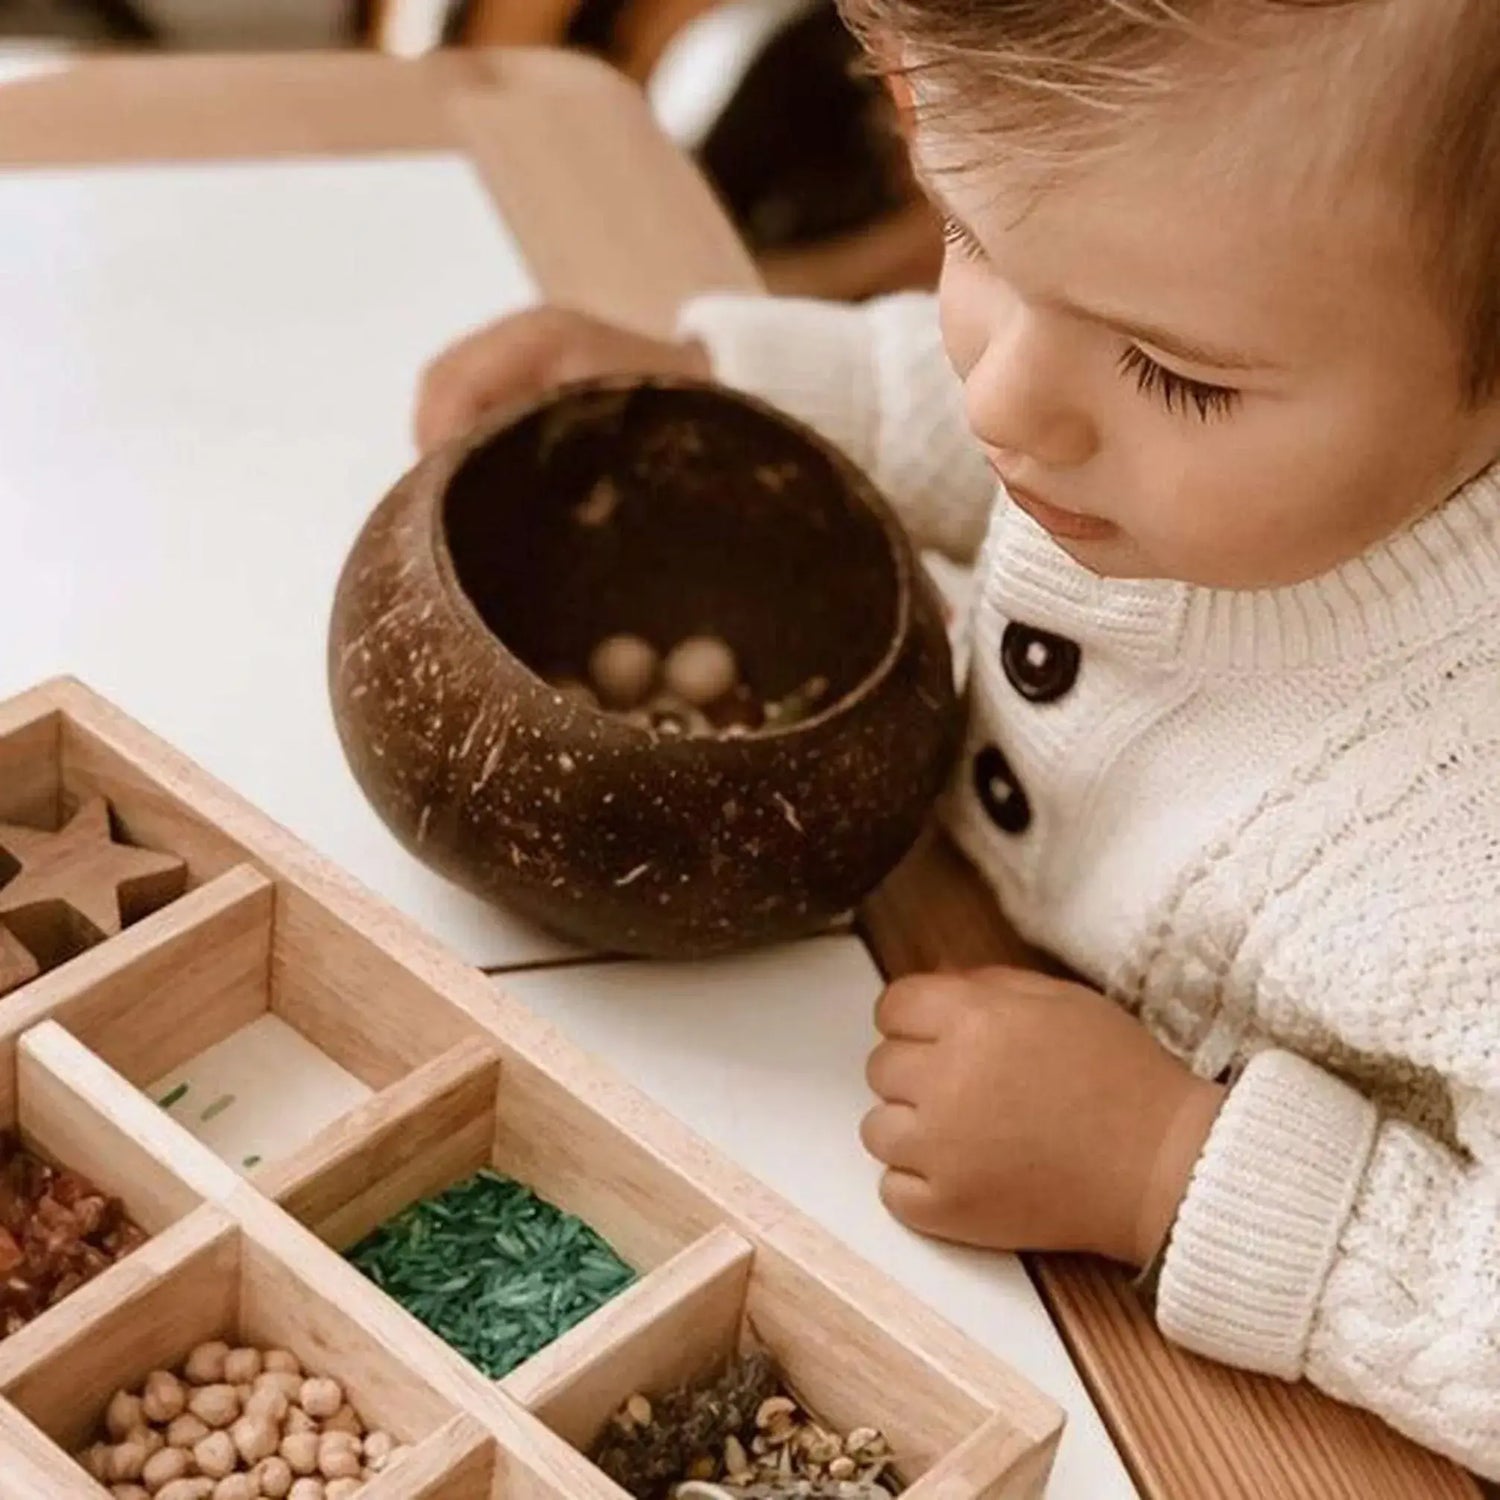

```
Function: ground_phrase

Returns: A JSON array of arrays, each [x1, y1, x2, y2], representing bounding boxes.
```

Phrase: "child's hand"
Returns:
[[414, 307, 710, 454], [861, 966, 1226, 1265]]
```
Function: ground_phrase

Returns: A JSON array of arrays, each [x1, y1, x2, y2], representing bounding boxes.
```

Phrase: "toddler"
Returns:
[[416, 0, 1500, 1475]]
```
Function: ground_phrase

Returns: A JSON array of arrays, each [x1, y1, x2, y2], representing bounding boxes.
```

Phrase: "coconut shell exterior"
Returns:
[[328, 377, 958, 958]]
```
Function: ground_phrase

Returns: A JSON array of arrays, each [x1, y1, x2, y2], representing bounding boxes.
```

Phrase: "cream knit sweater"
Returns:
[[677, 289, 1500, 1477]]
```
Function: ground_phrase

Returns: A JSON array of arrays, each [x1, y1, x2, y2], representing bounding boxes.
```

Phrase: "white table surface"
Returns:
[[0, 153, 1136, 1499]]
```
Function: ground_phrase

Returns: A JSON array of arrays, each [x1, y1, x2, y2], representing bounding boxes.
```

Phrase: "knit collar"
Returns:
[[987, 459, 1500, 671]]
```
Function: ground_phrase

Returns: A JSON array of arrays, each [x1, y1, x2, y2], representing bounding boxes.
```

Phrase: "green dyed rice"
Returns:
[[346, 1168, 635, 1378]]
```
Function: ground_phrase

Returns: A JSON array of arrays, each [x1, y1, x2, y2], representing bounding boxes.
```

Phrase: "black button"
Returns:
[[1001, 622, 1080, 704], [973, 745, 1032, 834]]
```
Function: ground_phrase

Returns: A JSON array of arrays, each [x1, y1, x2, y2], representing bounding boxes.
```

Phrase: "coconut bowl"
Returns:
[[328, 376, 959, 958]]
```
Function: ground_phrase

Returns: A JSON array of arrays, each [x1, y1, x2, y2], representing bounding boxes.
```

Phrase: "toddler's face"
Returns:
[[920, 108, 1500, 588]]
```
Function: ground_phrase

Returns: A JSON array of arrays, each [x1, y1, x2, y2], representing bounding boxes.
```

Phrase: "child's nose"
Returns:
[[963, 320, 1098, 470]]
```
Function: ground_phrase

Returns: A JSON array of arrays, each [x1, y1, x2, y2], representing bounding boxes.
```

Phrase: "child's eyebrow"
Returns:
[[914, 164, 1276, 374]]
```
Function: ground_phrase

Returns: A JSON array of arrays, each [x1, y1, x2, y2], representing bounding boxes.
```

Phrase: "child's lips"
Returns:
[[1000, 480, 1119, 543]]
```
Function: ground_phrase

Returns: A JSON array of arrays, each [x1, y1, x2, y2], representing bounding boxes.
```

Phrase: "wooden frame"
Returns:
[[0, 678, 1062, 1496], [0, 46, 1479, 1499]]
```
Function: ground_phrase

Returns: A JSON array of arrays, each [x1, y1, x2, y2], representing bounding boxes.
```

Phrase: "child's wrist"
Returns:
[[1130, 1076, 1227, 1270]]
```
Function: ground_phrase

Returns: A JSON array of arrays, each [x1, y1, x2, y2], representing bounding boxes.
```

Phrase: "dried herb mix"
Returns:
[[345, 1169, 634, 1379], [593, 1355, 902, 1500]]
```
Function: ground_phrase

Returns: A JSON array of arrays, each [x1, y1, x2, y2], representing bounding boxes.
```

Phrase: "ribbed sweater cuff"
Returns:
[[1157, 1049, 1378, 1379], [676, 293, 879, 471]]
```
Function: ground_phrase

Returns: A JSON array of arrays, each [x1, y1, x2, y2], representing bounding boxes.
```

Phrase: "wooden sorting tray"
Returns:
[[0, 676, 1063, 1500]]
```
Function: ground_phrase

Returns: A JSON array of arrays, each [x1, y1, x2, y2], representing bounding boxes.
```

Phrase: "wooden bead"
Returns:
[[663, 635, 738, 707], [588, 634, 659, 709]]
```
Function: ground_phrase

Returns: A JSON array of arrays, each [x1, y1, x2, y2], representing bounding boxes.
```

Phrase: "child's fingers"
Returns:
[[877, 1168, 944, 1235], [412, 312, 562, 452], [873, 973, 959, 1039], [865, 1037, 930, 1104], [859, 1102, 923, 1170]]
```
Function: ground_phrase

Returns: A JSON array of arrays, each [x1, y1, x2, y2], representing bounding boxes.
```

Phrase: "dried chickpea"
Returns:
[[109, 1441, 148, 1482], [143, 1446, 192, 1488], [255, 1371, 304, 1405], [194, 1431, 237, 1480], [297, 1378, 342, 1421], [245, 1385, 289, 1424], [361, 1432, 394, 1468], [184, 1342, 232, 1385], [167, 1414, 211, 1449], [589, 634, 659, 709], [283, 1407, 317, 1436], [126, 1425, 165, 1458], [233, 1414, 279, 1466], [324, 1483, 361, 1500], [111, 1487, 150, 1500], [262, 1350, 301, 1377], [142, 1370, 187, 1424], [223, 1348, 263, 1385], [189, 1385, 240, 1429], [254, 1457, 294, 1499], [107, 1391, 145, 1441], [320, 1405, 362, 1437], [317, 1442, 360, 1482], [157, 1482, 215, 1500], [80, 1443, 112, 1481], [280, 1431, 319, 1475], [214, 1478, 257, 1500], [288, 1481, 325, 1500]]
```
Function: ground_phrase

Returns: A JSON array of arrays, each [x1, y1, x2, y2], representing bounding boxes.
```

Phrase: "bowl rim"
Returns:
[[423, 373, 923, 744]]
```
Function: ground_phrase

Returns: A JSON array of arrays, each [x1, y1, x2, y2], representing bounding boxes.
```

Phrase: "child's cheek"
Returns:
[[936, 262, 990, 384]]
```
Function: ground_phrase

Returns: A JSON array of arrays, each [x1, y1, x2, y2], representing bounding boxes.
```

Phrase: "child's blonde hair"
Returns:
[[843, 0, 1500, 402]]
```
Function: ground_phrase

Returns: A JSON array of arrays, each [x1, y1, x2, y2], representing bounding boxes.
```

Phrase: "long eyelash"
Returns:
[[940, 215, 985, 261], [1118, 345, 1239, 421]]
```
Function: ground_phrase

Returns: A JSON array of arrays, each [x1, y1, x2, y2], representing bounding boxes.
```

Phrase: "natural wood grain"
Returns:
[[18, 1019, 224, 1230], [0, 49, 477, 166], [0, 923, 40, 999], [0, 863, 271, 1123], [904, 1413, 1060, 1500], [229, 1187, 641, 1500], [860, 829, 1483, 1500], [504, 1225, 753, 1449], [357, 1413, 497, 1499], [0, 795, 186, 973], [745, 1221, 1061, 1485], [239, 1214, 458, 1442], [62, 713, 250, 888], [0, 699, 60, 829], [449, 50, 759, 334], [262, 1035, 500, 1248], [12, 659, 1062, 1500], [271, 879, 481, 1091], [0, 1209, 230, 1422], [0, 1395, 105, 1498], [0, 1206, 239, 1454]]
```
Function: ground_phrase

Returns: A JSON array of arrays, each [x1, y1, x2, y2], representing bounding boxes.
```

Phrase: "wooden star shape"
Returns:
[[0, 797, 187, 977], [0, 924, 38, 1000]]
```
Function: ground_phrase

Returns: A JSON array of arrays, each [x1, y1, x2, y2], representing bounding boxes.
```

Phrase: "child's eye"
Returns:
[[1118, 345, 1239, 421], [940, 215, 986, 262]]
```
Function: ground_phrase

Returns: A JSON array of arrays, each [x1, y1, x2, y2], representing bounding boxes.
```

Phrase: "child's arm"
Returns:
[[678, 291, 995, 563], [1157, 1049, 1500, 1477]]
